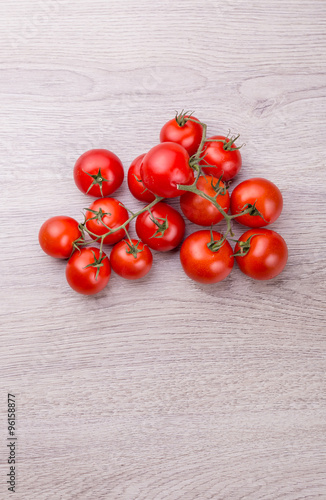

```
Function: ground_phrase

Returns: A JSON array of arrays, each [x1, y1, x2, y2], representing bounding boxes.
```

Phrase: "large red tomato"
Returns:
[[85, 198, 129, 245], [73, 149, 124, 197], [234, 229, 288, 280], [110, 239, 153, 280], [180, 175, 230, 226], [160, 115, 203, 157], [136, 202, 185, 251], [66, 247, 111, 295], [200, 135, 242, 181], [39, 216, 81, 259], [230, 178, 283, 227], [141, 142, 195, 198], [127, 153, 156, 203], [180, 230, 234, 284]]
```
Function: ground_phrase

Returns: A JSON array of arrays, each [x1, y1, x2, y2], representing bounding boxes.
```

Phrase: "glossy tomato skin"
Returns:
[[180, 230, 234, 284], [39, 216, 81, 259], [85, 198, 129, 245], [160, 115, 203, 157], [180, 175, 230, 226], [234, 229, 288, 280], [201, 135, 242, 181], [73, 149, 124, 197], [110, 239, 153, 280], [141, 142, 195, 198], [66, 247, 111, 295], [136, 202, 185, 252], [127, 153, 156, 203], [230, 178, 283, 228]]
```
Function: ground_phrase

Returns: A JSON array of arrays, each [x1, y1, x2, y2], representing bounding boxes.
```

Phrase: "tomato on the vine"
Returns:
[[127, 153, 156, 203], [39, 216, 81, 259], [180, 175, 230, 226], [73, 149, 124, 197], [180, 230, 234, 284], [136, 202, 185, 252], [85, 197, 129, 245], [160, 114, 203, 157], [141, 142, 195, 198], [110, 239, 153, 280], [230, 177, 283, 227], [66, 247, 111, 295], [234, 229, 288, 280], [200, 135, 242, 181]]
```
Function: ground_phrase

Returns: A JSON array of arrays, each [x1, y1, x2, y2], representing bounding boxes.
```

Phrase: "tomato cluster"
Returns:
[[39, 112, 288, 295]]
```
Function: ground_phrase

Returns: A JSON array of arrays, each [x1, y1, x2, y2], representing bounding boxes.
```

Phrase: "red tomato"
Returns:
[[234, 229, 288, 280], [66, 247, 111, 295], [73, 149, 124, 197], [110, 239, 153, 280], [85, 198, 129, 245], [180, 230, 234, 284], [180, 175, 230, 226], [39, 216, 81, 259], [200, 135, 242, 181], [230, 178, 283, 227], [141, 142, 195, 198], [127, 153, 156, 203], [136, 202, 185, 251], [160, 115, 203, 157]]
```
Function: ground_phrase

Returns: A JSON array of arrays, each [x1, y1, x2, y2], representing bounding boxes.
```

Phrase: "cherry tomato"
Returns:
[[230, 178, 283, 228], [180, 230, 234, 284], [136, 202, 185, 252], [160, 115, 203, 157], [39, 216, 81, 259], [66, 247, 111, 295], [110, 239, 153, 280], [200, 135, 242, 181], [73, 149, 124, 197], [127, 153, 156, 203], [234, 229, 288, 280], [85, 198, 129, 245], [180, 175, 230, 226], [141, 142, 195, 198]]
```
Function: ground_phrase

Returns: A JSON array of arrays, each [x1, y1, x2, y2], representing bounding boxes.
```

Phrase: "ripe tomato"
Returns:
[[85, 198, 129, 245], [73, 149, 124, 197], [127, 153, 156, 203], [200, 135, 242, 181], [39, 216, 81, 259], [66, 247, 111, 295], [141, 142, 195, 198], [230, 178, 283, 227], [160, 115, 203, 157], [180, 230, 234, 284], [110, 239, 153, 280], [234, 229, 288, 280], [180, 175, 230, 226], [136, 202, 185, 251]]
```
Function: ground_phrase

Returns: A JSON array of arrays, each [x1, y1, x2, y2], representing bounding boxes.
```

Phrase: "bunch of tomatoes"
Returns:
[[39, 112, 288, 295]]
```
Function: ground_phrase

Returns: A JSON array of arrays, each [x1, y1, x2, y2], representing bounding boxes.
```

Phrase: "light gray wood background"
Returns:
[[1, 1, 325, 499]]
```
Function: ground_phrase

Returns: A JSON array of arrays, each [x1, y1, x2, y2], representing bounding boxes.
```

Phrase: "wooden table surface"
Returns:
[[1, 1, 326, 499]]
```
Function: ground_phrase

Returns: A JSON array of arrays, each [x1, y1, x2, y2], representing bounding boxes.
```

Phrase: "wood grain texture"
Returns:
[[0, 0, 326, 499]]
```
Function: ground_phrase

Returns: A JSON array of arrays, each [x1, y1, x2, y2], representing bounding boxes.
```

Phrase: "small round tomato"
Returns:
[[180, 175, 230, 226], [85, 198, 129, 245], [200, 135, 242, 181], [141, 142, 195, 198], [234, 229, 288, 280], [39, 216, 81, 259], [73, 149, 124, 197], [66, 247, 111, 295], [127, 153, 156, 203], [110, 239, 153, 280], [230, 178, 283, 227], [136, 202, 185, 252], [180, 230, 234, 284], [160, 114, 203, 157]]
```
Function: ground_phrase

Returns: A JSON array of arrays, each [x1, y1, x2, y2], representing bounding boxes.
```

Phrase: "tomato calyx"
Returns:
[[83, 249, 108, 280], [231, 234, 259, 257], [205, 132, 244, 152], [124, 239, 144, 259], [148, 212, 169, 239], [83, 168, 111, 197], [175, 109, 195, 127], [241, 202, 266, 222], [85, 207, 111, 223], [206, 227, 226, 252]]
